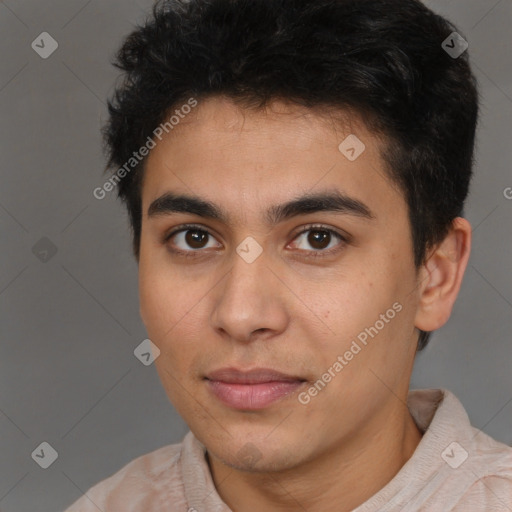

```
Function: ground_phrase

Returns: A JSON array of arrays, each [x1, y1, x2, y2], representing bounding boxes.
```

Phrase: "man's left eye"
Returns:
[[289, 226, 347, 253]]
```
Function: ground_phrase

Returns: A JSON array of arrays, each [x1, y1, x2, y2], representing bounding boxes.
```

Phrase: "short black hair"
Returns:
[[103, 0, 480, 351]]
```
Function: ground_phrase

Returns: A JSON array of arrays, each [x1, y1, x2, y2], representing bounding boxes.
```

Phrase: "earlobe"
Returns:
[[414, 217, 472, 332]]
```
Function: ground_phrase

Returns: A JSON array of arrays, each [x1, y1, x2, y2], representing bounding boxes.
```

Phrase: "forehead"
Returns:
[[141, 96, 404, 225], [154, 96, 372, 149]]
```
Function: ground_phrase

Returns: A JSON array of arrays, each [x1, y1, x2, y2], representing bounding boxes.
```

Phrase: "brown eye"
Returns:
[[185, 229, 209, 249], [164, 224, 222, 255], [290, 225, 347, 256], [307, 230, 331, 250]]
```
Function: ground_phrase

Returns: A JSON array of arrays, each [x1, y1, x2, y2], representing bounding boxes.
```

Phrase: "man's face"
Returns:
[[139, 96, 421, 472]]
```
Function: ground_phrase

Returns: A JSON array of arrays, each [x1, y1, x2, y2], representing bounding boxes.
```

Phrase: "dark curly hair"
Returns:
[[102, 0, 480, 351]]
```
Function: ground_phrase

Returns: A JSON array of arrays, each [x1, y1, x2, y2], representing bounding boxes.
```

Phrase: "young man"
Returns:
[[66, 0, 512, 510]]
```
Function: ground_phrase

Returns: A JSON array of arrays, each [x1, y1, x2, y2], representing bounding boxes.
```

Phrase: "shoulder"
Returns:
[[452, 474, 512, 511], [404, 389, 512, 511], [452, 431, 512, 510], [63, 441, 186, 511]]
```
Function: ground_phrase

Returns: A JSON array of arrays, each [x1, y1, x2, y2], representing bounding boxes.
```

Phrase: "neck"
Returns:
[[207, 401, 423, 512]]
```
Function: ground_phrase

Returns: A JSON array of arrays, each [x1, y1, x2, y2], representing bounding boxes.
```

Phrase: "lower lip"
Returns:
[[206, 379, 305, 410]]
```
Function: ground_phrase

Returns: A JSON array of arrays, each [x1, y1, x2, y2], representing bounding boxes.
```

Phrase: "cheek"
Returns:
[[139, 267, 168, 335], [322, 262, 412, 355], [138, 259, 206, 364], [139, 248, 187, 327], [324, 271, 381, 333]]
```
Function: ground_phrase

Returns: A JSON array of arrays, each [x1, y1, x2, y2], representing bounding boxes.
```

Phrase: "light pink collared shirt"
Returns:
[[64, 388, 512, 511]]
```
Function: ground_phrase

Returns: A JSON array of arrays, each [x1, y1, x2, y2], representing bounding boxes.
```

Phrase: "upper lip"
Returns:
[[205, 367, 306, 384]]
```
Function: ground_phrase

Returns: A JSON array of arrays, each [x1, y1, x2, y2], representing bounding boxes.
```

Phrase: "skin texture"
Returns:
[[138, 96, 471, 511]]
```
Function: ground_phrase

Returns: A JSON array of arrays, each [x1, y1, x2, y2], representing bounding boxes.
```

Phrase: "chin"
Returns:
[[205, 433, 305, 473]]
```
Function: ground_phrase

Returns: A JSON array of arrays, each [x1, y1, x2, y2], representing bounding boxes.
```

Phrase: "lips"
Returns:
[[205, 367, 305, 384], [204, 367, 307, 410]]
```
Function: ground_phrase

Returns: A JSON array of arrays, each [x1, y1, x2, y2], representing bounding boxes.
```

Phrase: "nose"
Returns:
[[210, 248, 289, 343]]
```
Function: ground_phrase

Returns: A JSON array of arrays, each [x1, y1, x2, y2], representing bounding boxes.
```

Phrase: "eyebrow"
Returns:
[[147, 189, 375, 225]]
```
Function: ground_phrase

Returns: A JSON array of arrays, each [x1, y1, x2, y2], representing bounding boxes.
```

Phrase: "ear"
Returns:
[[414, 217, 472, 332]]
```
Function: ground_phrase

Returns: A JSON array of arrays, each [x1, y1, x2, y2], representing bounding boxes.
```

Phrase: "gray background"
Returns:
[[0, 0, 511, 511]]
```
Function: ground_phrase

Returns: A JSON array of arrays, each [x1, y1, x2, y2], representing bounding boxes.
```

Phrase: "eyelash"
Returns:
[[163, 223, 348, 260]]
